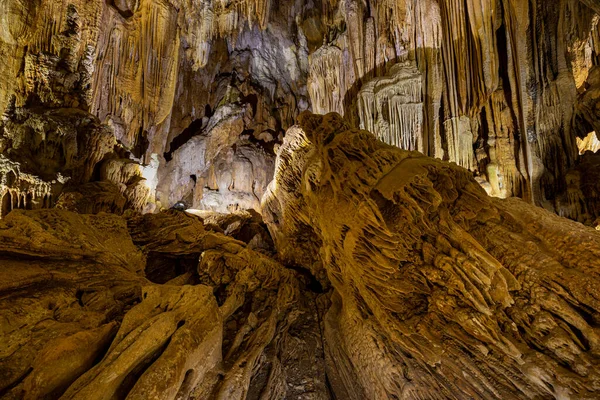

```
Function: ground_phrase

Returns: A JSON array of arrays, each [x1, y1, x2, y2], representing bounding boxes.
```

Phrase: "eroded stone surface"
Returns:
[[2, 0, 599, 218], [0, 208, 330, 399], [2, 0, 600, 398], [263, 113, 600, 399]]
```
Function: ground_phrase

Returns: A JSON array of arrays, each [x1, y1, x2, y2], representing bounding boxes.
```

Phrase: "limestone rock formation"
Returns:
[[358, 62, 425, 154], [304, 0, 600, 218], [0, 208, 328, 399], [1, 0, 600, 218], [2, 0, 600, 398], [0, 106, 118, 216], [262, 113, 600, 399], [2, 113, 600, 399], [0, 155, 58, 218], [157, 102, 275, 213], [55, 181, 128, 215], [0, 209, 145, 399], [556, 151, 600, 227], [0, 0, 311, 213]]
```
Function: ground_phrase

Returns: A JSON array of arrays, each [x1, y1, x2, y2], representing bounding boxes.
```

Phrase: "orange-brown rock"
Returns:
[[263, 113, 600, 398]]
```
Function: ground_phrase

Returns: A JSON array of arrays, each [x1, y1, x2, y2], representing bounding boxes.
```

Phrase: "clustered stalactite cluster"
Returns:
[[306, 0, 600, 225], [1, 1, 600, 399], [0, 156, 56, 218], [1, 0, 600, 223], [0, 0, 312, 214], [357, 62, 424, 152]]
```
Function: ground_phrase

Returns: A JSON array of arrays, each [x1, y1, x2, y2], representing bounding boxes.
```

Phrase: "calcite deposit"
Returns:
[[0, 0, 598, 218], [1, 113, 600, 399], [1, 0, 600, 399], [263, 113, 600, 398]]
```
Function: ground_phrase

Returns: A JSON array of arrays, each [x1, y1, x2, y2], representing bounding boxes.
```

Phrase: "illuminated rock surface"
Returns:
[[0, 113, 599, 399], [1, 0, 600, 398], [1, 0, 600, 218], [263, 113, 600, 399]]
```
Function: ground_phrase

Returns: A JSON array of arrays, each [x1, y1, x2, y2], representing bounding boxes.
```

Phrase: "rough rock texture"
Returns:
[[556, 151, 600, 227], [0, 210, 145, 399], [157, 103, 275, 212], [0, 107, 117, 215], [0, 113, 600, 399], [303, 0, 600, 220], [262, 113, 600, 399], [187, 209, 275, 251], [3, 0, 600, 396], [55, 181, 128, 215], [1, 0, 599, 218], [3, 113, 600, 399], [0, 0, 313, 213], [358, 62, 424, 154], [0, 208, 328, 399], [0, 154, 59, 218]]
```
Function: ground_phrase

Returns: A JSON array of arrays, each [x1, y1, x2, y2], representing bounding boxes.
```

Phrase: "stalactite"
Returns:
[[308, 45, 345, 115], [439, 0, 499, 117], [0, 155, 57, 218], [2, 0, 600, 220], [443, 116, 477, 171], [480, 89, 524, 198], [358, 62, 424, 152]]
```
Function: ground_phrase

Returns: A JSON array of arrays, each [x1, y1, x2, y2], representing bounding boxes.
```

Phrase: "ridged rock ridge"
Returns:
[[262, 112, 600, 399]]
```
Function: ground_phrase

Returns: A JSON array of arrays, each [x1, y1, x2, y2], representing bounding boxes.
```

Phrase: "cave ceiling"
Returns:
[[1, 0, 600, 399]]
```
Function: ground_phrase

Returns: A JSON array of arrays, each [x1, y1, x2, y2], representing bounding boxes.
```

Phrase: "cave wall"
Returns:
[[0, 0, 313, 213], [305, 0, 600, 213], [1, 0, 600, 219], [3, 113, 600, 399]]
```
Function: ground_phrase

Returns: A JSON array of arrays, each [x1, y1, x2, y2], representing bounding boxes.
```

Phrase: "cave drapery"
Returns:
[[0, 0, 599, 222], [1, 0, 600, 399]]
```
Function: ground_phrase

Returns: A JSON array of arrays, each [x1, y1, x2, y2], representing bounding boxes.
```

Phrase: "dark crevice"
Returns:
[[560, 320, 591, 351], [164, 118, 205, 162], [175, 369, 196, 398], [241, 93, 258, 116], [131, 129, 149, 160], [239, 128, 279, 155], [205, 104, 214, 118], [114, 336, 173, 400], [220, 302, 254, 362], [570, 303, 600, 327], [145, 253, 199, 284], [76, 289, 85, 307], [285, 264, 324, 293], [0, 367, 33, 397]]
